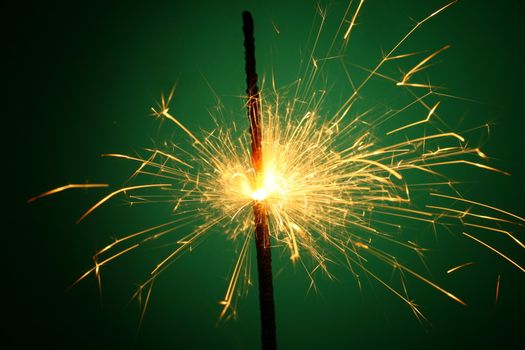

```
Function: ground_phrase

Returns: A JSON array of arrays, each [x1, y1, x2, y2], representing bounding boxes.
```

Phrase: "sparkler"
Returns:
[[243, 11, 277, 350], [28, 1, 524, 348]]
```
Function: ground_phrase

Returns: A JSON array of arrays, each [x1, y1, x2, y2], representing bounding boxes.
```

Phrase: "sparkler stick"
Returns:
[[243, 11, 277, 350]]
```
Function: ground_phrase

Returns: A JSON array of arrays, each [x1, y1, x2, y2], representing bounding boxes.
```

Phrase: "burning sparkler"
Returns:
[[29, 1, 524, 348], [243, 11, 277, 349]]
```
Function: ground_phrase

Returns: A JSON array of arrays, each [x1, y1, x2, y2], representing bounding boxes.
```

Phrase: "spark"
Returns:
[[463, 223, 524, 249], [387, 101, 441, 135], [77, 184, 172, 223], [397, 45, 451, 88], [271, 20, 280, 34], [431, 193, 525, 223], [343, 0, 364, 41], [462, 232, 525, 273], [27, 183, 109, 203], [495, 274, 501, 304], [447, 262, 474, 274], [426, 205, 521, 225]]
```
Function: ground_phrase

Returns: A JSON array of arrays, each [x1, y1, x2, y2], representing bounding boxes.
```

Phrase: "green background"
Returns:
[[9, 0, 524, 349]]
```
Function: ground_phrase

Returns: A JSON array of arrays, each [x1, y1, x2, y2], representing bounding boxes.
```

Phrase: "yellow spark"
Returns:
[[426, 205, 521, 225], [462, 232, 525, 273], [28, 183, 109, 203], [387, 101, 441, 135], [71, 243, 141, 288], [77, 184, 172, 223], [463, 223, 525, 249], [495, 274, 501, 304], [397, 45, 451, 87], [431, 193, 525, 223], [153, 107, 203, 146], [271, 20, 280, 34], [415, 160, 510, 176], [96, 220, 181, 257], [386, 51, 426, 61], [354, 241, 369, 249], [346, 158, 403, 180], [447, 262, 475, 274], [104, 150, 192, 169], [343, 0, 364, 41], [220, 233, 251, 319]]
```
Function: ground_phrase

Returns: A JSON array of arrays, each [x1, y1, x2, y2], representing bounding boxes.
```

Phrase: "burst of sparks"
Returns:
[[30, 0, 524, 323]]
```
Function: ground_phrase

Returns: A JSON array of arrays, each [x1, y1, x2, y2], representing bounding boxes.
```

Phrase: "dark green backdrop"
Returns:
[[9, 0, 524, 349]]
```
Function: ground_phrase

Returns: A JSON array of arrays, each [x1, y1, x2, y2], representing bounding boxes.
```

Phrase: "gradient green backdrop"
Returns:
[[10, 0, 525, 349]]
